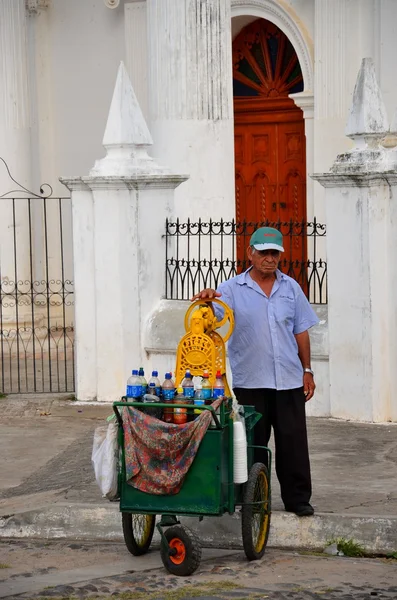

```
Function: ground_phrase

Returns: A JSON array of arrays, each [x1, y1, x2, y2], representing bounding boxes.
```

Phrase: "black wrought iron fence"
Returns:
[[0, 162, 74, 394], [165, 219, 327, 304]]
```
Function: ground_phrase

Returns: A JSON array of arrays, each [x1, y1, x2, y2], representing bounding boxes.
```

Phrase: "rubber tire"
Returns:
[[122, 513, 156, 556], [241, 462, 271, 561], [160, 525, 202, 576]]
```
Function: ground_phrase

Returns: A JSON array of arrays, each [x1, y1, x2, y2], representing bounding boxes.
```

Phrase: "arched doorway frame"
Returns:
[[231, 0, 315, 219]]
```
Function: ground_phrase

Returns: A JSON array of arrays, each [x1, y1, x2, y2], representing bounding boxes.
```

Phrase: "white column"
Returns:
[[26, 0, 56, 192], [289, 92, 315, 219], [312, 58, 397, 423], [61, 63, 187, 401], [0, 0, 31, 189], [0, 0, 33, 318], [147, 0, 235, 221]]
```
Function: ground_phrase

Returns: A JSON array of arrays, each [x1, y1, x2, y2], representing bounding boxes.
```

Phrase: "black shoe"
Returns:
[[285, 503, 314, 517]]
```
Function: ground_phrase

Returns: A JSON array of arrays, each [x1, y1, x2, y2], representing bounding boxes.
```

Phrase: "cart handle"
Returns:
[[113, 400, 222, 429]]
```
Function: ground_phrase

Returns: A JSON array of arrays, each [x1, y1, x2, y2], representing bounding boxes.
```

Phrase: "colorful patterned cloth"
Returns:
[[122, 398, 223, 495]]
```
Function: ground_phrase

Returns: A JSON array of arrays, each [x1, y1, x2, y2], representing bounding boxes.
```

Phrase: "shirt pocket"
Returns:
[[275, 296, 295, 324]]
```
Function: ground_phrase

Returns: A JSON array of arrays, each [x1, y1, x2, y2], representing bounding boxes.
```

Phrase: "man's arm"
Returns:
[[295, 330, 316, 401], [191, 289, 221, 301]]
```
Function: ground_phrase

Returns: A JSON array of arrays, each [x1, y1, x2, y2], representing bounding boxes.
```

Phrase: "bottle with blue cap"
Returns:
[[181, 369, 194, 399], [126, 369, 142, 399], [181, 369, 195, 421], [148, 370, 161, 397]]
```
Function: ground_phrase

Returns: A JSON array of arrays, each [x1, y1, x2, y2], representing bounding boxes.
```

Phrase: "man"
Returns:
[[191, 226, 319, 517]]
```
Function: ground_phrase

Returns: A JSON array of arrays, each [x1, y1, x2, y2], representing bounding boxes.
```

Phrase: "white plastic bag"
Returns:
[[91, 421, 119, 500]]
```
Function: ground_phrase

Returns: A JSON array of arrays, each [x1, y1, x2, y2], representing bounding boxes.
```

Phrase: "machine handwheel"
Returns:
[[241, 463, 271, 561], [122, 513, 156, 556], [184, 298, 234, 342], [160, 525, 202, 576]]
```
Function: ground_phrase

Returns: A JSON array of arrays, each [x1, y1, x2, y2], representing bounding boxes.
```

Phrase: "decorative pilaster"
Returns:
[[0, 0, 32, 283], [125, 1, 148, 118], [289, 91, 315, 218], [315, 0, 347, 120], [0, 0, 30, 129], [148, 0, 232, 121], [147, 0, 235, 221], [312, 58, 397, 423]]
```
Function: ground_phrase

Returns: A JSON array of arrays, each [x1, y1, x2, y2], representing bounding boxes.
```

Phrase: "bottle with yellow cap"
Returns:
[[201, 369, 212, 404], [173, 386, 187, 425]]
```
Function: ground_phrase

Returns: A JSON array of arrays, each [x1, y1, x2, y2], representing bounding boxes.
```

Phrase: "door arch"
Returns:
[[233, 18, 306, 267]]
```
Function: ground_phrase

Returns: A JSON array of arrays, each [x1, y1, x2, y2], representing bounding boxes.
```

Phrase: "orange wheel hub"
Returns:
[[169, 537, 186, 564]]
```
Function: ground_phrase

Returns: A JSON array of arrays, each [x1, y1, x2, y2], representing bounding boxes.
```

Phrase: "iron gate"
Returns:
[[165, 218, 327, 303], [0, 161, 74, 394]]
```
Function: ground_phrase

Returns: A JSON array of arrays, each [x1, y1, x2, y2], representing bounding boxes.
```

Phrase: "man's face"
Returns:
[[247, 246, 281, 275]]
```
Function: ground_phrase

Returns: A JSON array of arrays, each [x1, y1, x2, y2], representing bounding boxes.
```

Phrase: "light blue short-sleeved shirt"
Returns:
[[214, 268, 319, 390]]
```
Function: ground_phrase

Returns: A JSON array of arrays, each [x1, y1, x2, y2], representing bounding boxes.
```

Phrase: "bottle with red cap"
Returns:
[[213, 370, 225, 399], [162, 372, 175, 423], [201, 370, 212, 404]]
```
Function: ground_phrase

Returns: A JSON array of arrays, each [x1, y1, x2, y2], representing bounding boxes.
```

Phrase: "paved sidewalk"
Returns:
[[0, 395, 396, 554], [1, 539, 397, 600]]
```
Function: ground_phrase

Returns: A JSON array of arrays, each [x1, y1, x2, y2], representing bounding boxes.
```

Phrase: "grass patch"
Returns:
[[386, 551, 397, 560], [65, 394, 77, 401], [0, 563, 10, 569], [329, 537, 366, 557], [0, 393, 7, 399]]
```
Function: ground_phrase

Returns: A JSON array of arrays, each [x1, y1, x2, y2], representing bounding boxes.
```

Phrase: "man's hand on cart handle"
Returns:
[[191, 289, 222, 301]]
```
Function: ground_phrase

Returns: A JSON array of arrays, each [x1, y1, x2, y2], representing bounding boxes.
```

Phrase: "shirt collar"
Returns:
[[237, 267, 284, 286]]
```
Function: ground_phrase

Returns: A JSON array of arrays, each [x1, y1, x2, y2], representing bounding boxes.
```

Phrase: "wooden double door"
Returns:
[[233, 19, 307, 266]]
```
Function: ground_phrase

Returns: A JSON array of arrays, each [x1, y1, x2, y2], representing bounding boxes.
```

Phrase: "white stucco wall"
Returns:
[[41, 0, 126, 192]]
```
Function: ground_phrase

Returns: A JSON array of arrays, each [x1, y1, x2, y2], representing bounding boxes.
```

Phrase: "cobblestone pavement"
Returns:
[[1, 539, 396, 600]]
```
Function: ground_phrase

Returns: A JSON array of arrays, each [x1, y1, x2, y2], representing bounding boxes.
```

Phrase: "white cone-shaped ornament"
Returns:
[[90, 61, 166, 176]]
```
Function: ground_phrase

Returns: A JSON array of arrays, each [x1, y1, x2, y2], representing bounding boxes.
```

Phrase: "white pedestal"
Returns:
[[61, 175, 187, 402], [313, 172, 397, 422]]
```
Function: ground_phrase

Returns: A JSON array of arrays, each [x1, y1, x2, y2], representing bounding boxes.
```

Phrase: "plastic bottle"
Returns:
[[201, 369, 212, 403], [194, 385, 205, 415], [181, 370, 195, 421], [173, 386, 187, 425], [148, 370, 161, 397], [142, 391, 161, 419], [162, 372, 175, 423], [181, 370, 195, 399], [213, 370, 225, 399], [126, 369, 143, 399], [139, 367, 147, 395], [147, 381, 159, 396]]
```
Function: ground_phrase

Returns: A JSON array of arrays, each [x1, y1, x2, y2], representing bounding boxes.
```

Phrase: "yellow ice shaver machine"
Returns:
[[174, 299, 234, 394]]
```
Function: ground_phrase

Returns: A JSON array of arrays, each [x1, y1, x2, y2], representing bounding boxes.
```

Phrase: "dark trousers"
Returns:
[[233, 387, 312, 509]]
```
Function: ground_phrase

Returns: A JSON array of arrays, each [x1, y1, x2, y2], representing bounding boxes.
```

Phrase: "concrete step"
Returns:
[[0, 502, 396, 555]]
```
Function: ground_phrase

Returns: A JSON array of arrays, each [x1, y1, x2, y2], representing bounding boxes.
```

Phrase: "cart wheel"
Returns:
[[160, 525, 201, 576], [241, 462, 271, 561], [122, 513, 155, 556]]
